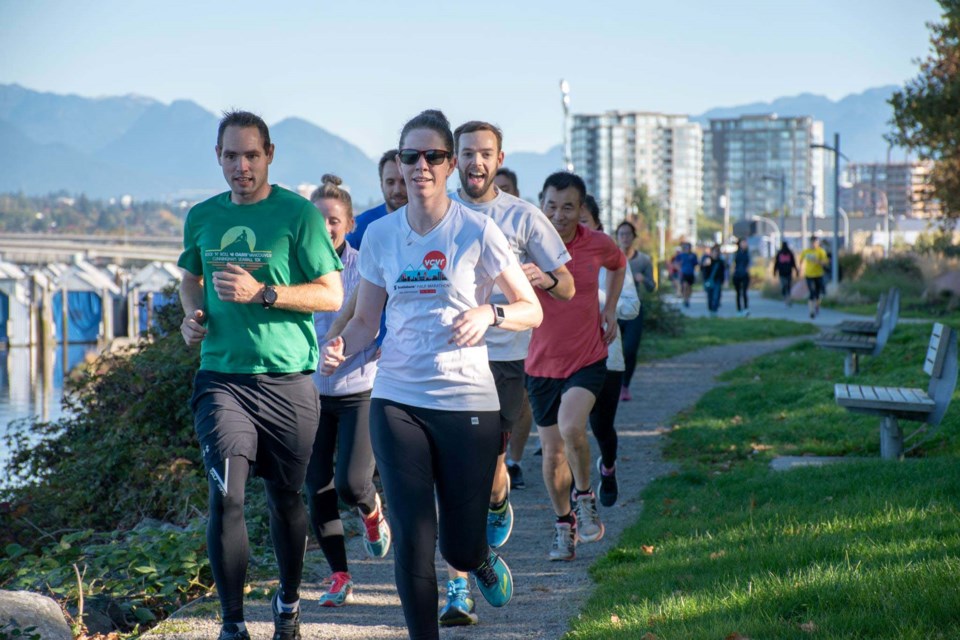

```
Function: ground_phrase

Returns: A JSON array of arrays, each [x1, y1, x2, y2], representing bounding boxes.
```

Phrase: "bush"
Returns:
[[844, 255, 926, 301], [839, 252, 865, 281], [643, 293, 685, 337]]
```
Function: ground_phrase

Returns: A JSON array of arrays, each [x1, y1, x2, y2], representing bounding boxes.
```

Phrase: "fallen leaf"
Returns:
[[731, 415, 744, 425], [610, 614, 621, 625], [725, 634, 751, 640], [641, 545, 655, 555], [800, 621, 818, 633], [641, 633, 659, 640], [710, 550, 726, 560]]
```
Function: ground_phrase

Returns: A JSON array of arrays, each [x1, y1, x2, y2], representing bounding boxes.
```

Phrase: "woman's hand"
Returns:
[[320, 336, 346, 375], [450, 306, 494, 347]]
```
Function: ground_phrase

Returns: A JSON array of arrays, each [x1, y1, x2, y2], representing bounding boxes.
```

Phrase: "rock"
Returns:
[[929, 270, 960, 298], [0, 590, 72, 640]]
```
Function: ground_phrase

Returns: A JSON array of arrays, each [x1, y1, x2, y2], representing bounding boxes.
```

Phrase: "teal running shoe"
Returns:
[[472, 550, 513, 608], [486, 497, 514, 548], [439, 577, 478, 626]]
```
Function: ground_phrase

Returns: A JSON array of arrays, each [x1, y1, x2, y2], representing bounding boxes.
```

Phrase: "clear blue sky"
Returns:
[[0, 0, 943, 158]]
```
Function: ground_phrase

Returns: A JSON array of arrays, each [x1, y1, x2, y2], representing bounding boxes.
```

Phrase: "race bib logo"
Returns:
[[204, 226, 272, 272], [396, 250, 450, 294]]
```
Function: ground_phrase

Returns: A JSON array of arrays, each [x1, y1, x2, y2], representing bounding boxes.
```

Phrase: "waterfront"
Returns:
[[0, 344, 99, 480]]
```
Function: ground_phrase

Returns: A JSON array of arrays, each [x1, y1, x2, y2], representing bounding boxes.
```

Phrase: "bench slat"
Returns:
[[835, 384, 935, 413]]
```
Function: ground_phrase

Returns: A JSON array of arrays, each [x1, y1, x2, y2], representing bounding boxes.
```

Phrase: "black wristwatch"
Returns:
[[262, 285, 278, 309]]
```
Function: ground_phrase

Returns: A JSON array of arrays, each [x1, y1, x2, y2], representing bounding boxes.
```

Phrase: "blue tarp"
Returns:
[[0, 292, 7, 342], [137, 292, 178, 334], [52, 291, 102, 343]]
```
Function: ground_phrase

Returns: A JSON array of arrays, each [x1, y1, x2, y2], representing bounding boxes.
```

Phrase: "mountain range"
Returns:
[[0, 83, 902, 204]]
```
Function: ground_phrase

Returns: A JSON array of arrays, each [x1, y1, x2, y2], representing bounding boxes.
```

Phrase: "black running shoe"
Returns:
[[506, 462, 526, 490], [596, 456, 618, 507], [218, 624, 250, 640], [272, 591, 301, 640]]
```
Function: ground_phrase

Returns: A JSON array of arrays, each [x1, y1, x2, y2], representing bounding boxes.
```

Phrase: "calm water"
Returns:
[[0, 344, 100, 480]]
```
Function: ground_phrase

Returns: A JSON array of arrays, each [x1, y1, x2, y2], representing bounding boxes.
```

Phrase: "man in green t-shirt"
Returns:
[[177, 111, 343, 640]]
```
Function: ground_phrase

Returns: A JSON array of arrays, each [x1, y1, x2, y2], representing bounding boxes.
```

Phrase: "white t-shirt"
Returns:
[[450, 189, 570, 361], [359, 200, 517, 411]]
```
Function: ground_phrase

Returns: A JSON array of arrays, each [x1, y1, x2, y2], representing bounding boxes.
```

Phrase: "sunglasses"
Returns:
[[398, 149, 452, 166]]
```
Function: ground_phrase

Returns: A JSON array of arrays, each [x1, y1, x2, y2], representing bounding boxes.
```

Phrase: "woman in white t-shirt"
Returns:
[[320, 109, 541, 640]]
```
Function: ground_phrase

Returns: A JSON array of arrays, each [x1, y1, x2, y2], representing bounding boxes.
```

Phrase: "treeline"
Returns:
[[0, 192, 186, 236]]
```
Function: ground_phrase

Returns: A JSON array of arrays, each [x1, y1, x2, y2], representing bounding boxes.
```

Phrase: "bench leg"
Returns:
[[843, 353, 859, 377], [879, 415, 903, 460]]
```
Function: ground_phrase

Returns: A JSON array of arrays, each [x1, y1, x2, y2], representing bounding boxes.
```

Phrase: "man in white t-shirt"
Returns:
[[435, 120, 575, 627]]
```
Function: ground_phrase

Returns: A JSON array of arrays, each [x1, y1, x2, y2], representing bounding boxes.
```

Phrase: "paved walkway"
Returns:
[[670, 288, 874, 327], [148, 336, 806, 640]]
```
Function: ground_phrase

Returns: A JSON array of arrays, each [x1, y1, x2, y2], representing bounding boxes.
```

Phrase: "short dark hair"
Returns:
[[453, 121, 503, 153], [378, 149, 399, 179], [399, 109, 454, 153], [810, 235, 819, 244], [616, 220, 637, 238], [541, 171, 586, 205], [217, 110, 271, 152], [583, 194, 602, 230], [495, 167, 518, 192]]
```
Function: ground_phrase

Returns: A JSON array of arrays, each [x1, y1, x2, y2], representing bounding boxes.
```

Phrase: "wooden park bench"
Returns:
[[835, 323, 957, 459], [836, 288, 900, 336], [815, 298, 897, 376]]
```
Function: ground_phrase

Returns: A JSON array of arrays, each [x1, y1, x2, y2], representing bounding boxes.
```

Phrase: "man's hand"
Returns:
[[181, 309, 207, 346], [450, 306, 493, 347], [212, 263, 263, 303], [320, 336, 346, 376], [521, 263, 552, 290], [601, 306, 618, 345]]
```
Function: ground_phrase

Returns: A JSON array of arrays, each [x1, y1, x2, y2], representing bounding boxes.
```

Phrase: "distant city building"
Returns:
[[703, 114, 826, 234], [841, 160, 941, 219], [571, 111, 703, 241]]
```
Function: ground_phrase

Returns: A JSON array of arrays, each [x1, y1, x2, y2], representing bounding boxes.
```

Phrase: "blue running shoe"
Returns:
[[472, 550, 513, 608], [486, 497, 514, 548], [439, 577, 478, 626], [318, 571, 354, 608]]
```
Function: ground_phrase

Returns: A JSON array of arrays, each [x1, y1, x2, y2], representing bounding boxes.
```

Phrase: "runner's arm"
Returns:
[[178, 269, 207, 346], [449, 262, 542, 347], [601, 265, 626, 344]]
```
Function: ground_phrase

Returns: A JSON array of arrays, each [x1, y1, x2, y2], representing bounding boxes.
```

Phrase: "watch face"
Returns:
[[263, 286, 278, 305]]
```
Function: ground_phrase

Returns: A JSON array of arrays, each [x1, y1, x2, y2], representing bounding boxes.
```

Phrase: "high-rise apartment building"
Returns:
[[841, 160, 941, 219], [571, 112, 703, 241], [703, 114, 825, 235]]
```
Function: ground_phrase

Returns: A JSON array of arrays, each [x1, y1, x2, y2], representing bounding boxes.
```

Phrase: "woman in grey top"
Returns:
[[614, 221, 656, 401]]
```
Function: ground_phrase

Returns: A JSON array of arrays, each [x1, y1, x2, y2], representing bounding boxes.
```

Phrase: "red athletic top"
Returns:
[[526, 224, 626, 379]]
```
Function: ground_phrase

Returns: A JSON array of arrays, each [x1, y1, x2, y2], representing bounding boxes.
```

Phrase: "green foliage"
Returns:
[[1, 301, 204, 539], [641, 293, 685, 338], [0, 191, 185, 235], [916, 229, 960, 257], [1, 523, 212, 632], [638, 317, 817, 363], [888, 0, 960, 219], [838, 252, 865, 281], [843, 255, 926, 301], [0, 624, 40, 640]]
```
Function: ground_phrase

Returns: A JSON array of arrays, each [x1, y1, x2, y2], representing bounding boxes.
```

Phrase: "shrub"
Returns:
[[845, 255, 926, 301], [643, 293, 685, 337]]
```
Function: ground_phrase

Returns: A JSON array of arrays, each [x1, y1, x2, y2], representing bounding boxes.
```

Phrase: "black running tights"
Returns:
[[208, 456, 308, 623], [589, 370, 622, 469], [370, 399, 500, 640]]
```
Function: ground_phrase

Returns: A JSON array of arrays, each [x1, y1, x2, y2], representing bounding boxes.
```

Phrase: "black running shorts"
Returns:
[[489, 359, 527, 435], [525, 358, 607, 428], [190, 370, 320, 491]]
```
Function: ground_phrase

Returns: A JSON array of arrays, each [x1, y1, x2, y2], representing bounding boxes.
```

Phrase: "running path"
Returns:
[[147, 336, 806, 640]]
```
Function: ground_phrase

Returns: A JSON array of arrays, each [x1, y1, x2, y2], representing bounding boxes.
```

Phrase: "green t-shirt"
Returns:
[[178, 185, 343, 374]]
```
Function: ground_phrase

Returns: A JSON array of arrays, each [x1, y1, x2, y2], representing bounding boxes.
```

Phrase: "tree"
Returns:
[[888, 0, 960, 222], [626, 185, 660, 251]]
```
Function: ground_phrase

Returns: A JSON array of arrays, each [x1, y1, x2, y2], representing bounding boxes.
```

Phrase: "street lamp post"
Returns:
[[811, 133, 847, 286], [760, 171, 787, 239], [560, 79, 572, 172], [751, 215, 781, 256]]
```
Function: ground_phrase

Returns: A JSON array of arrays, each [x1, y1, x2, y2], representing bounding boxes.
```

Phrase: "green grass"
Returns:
[[571, 322, 960, 639], [639, 318, 818, 363]]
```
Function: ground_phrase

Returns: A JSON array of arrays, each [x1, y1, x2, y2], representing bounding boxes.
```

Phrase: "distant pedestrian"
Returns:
[[700, 244, 726, 317], [675, 242, 699, 307], [773, 241, 799, 306], [614, 220, 655, 401], [799, 236, 828, 319], [732, 237, 751, 317]]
